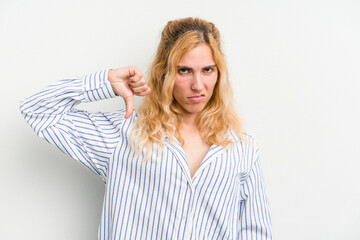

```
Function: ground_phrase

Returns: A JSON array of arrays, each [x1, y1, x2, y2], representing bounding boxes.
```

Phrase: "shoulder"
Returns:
[[228, 131, 260, 175], [239, 131, 259, 160], [240, 131, 258, 149], [228, 130, 258, 151]]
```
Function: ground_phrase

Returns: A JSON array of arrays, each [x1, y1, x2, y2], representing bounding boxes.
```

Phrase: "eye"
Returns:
[[178, 68, 190, 74], [203, 67, 214, 73]]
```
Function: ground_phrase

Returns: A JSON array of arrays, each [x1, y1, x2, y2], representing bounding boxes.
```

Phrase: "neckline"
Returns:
[[164, 136, 226, 183]]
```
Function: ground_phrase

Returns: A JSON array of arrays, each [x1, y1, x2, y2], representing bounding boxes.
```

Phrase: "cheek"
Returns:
[[206, 76, 218, 91], [173, 78, 189, 96]]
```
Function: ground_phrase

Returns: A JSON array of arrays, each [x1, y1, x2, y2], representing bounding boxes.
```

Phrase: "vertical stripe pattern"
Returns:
[[20, 70, 272, 239]]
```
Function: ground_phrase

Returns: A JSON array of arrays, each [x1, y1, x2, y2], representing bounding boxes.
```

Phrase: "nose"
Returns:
[[191, 73, 204, 91]]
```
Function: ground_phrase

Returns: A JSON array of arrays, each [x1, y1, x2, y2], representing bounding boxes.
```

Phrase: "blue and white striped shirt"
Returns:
[[20, 69, 272, 239]]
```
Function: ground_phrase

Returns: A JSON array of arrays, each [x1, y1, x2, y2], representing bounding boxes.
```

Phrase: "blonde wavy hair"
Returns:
[[130, 17, 245, 160]]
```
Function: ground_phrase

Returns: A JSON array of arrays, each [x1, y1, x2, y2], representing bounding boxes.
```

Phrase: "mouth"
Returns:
[[188, 94, 205, 102]]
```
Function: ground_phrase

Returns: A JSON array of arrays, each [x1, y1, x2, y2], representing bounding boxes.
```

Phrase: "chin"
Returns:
[[183, 105, 206, 114]]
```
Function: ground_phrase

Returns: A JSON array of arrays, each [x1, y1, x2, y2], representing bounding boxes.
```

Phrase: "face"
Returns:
[[173, 43, 218, 119]]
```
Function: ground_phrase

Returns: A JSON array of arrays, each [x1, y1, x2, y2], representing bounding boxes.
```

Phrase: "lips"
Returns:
[[188, 94, 205, 102]]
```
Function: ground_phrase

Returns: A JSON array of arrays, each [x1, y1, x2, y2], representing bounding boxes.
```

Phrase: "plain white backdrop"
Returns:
[[1, 0, 359, 239]]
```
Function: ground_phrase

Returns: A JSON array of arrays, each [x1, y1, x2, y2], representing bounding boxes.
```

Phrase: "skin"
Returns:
[[108, 66, 151, 119], [108, 43, 218, 177], [174, 43, 218, 177], [173, 43, 218, 124]]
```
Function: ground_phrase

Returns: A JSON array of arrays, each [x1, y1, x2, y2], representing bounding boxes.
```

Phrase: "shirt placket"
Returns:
[[178, 185, 195, 240], [164, 137, 229, 240]]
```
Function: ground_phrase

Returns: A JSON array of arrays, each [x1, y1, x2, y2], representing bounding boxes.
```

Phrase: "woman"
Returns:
[[20, 17, 272, 239]]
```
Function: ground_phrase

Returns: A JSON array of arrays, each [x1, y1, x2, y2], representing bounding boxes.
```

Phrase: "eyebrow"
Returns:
[[177, 64, 217, 70]]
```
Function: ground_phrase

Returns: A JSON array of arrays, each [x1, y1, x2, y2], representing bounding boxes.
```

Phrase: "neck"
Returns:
[[180, 113, 198, 131]]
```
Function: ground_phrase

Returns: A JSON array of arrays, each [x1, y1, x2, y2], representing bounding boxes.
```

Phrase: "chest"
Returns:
[[108, 135, 243, 199], [104, 140, 242, 240], [182, 133, 211, 178]]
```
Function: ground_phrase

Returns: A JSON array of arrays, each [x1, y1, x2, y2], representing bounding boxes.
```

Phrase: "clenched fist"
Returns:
[[108, 66, 151, 119]]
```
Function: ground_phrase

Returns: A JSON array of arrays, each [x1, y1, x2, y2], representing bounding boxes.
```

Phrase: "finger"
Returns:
[[134, 87, 151, 96], [129, 77, 146, 87], [128, 69, 143, 82], [123, 96, 133, 119], [131, 84, 149, 93]]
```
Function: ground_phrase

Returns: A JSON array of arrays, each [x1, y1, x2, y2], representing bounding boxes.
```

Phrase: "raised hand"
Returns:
[[108, 66, 151, 118]]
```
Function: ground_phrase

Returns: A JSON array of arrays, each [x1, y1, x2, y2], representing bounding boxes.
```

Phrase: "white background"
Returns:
[[1, 0, 360, 239]]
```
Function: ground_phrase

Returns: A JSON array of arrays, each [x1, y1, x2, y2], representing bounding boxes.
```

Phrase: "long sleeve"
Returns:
[[238, 140, 272, 239], [20, 69, 125, 183]]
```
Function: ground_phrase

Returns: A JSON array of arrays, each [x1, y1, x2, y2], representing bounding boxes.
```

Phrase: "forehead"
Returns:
[[178, 44, 215, 67]]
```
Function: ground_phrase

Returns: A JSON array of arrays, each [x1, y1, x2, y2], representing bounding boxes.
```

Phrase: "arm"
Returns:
[[20, 67, 150, 183], [238, 141, 272, 239]]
